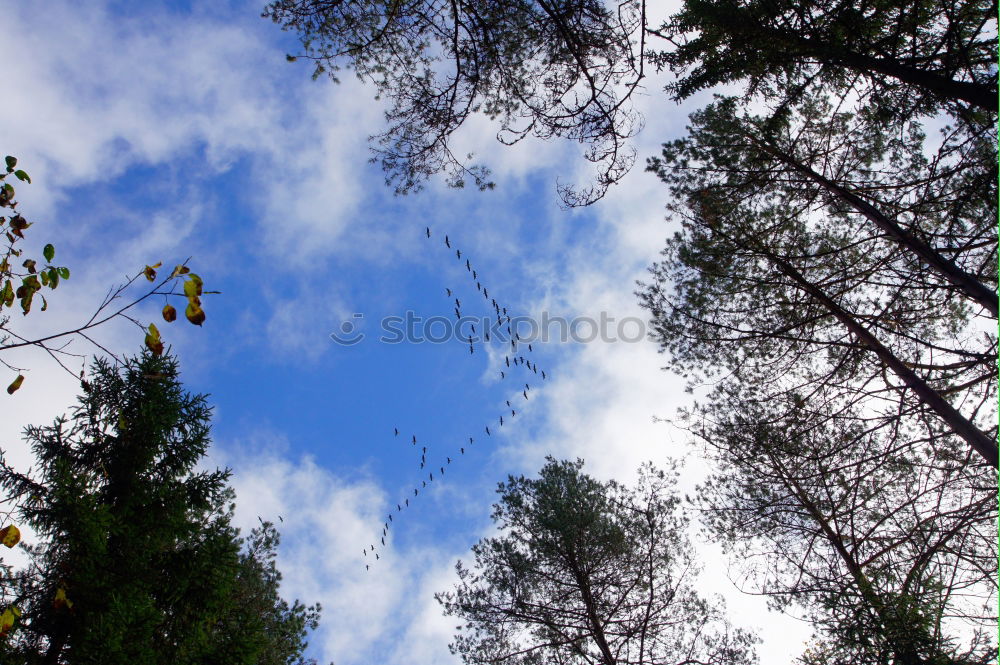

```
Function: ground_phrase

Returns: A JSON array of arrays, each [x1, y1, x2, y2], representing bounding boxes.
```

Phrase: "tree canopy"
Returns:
[[264, 0, 996, 203], [0, 352, 321, 664]]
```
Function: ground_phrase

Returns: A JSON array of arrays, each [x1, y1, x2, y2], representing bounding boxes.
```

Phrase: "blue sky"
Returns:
[[2, 1, 812, 663]]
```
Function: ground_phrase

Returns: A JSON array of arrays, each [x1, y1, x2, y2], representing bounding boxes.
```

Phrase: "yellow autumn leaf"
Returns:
[[183, 274, 203, 298], [6, 375, 24, 395], [143, 262, 162, 282], [185, 301, 206, 326], [145, 323, 164, 356], [0, 606, 20, 638], [0, 524, 21, 547], [162, 304, 177, 323], [53, 587, 73, 610]]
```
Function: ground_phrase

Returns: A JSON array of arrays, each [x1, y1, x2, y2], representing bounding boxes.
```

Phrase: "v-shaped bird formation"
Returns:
[[361, 226, 550, 570]]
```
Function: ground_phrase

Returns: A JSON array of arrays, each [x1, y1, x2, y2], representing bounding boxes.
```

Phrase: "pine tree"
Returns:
[[437, 458, 756, 665], [0, 352, 321, 665]]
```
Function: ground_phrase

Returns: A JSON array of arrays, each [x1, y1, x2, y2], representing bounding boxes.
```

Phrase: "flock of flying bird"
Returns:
[[362, 226, 549, 571]]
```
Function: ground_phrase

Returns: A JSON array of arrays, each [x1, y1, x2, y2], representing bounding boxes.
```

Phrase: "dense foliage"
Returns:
[[0, 352, 320, 664]]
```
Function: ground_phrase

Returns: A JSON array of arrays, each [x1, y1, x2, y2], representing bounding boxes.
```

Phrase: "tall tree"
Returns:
[[684, 396, 997, 665], [0, 352, 321, 665], [640, 96, 997, 467], [436, 457, 756, 665]]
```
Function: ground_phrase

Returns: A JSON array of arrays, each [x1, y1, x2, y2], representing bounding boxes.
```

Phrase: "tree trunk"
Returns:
[[759, 245, 998, 468], [750, 137, 999, 318]]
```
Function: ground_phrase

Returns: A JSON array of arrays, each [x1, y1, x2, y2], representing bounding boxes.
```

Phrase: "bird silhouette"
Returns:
[[469, 343, 474, 354], [455, 308, 461, 319], [523, 390, 528, 399], [506, 400, 510, 407], [414, 488, 418, 496], [542, 370, 547, 379], [500, 415, 504, 426], [426, 227, 431, 238], [363, 549, 367, 557], [412, 434, 417, 444], [420, 461, 424, 469], [389, 514, 393, 522], [466, 259, 471, 271], [483, 288, 488, 298], [423, 480, 427, 487], [512, 409, 516, 416], [430, 472, 433, 481], [486, 426, 491, 435], [455, 298, 461, 308], [469, 437, 474, 444], [405, 498, 409, 506], [446, 287, 452, 297], [376, 553, 380, 560], [485, 331, 490, 341], [471, 324, 476, 334], [397, 503, 402, 511], [381, 537, 385, 545], [456, 249, 461, 259], [505, 356, 510, 367], [422, 446, 427, 453], [460, 447, 465, 454], [366, 564, 370, 571], [525, 383, 530, 391], [528, 344, 532, 352], [440, 466, 445, 474], [476, 282, 481, 291], [500, 370, 505, 379], [371, 544, 375, 551], [445, 235, 451, 248], [447, 457, 452, 464], [394, 427, 399, 436]]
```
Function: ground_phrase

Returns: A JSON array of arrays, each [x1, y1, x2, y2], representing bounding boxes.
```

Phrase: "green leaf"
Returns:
[[4, 156, 15, 173], [13, 170, 29, 184], [57, 267, 70, 280], [43, 244, 54, 262]]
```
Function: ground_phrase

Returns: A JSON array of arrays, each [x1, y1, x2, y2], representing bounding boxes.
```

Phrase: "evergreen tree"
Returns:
[[0, 352, 321, 665], [437, 458, 756, 665]]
